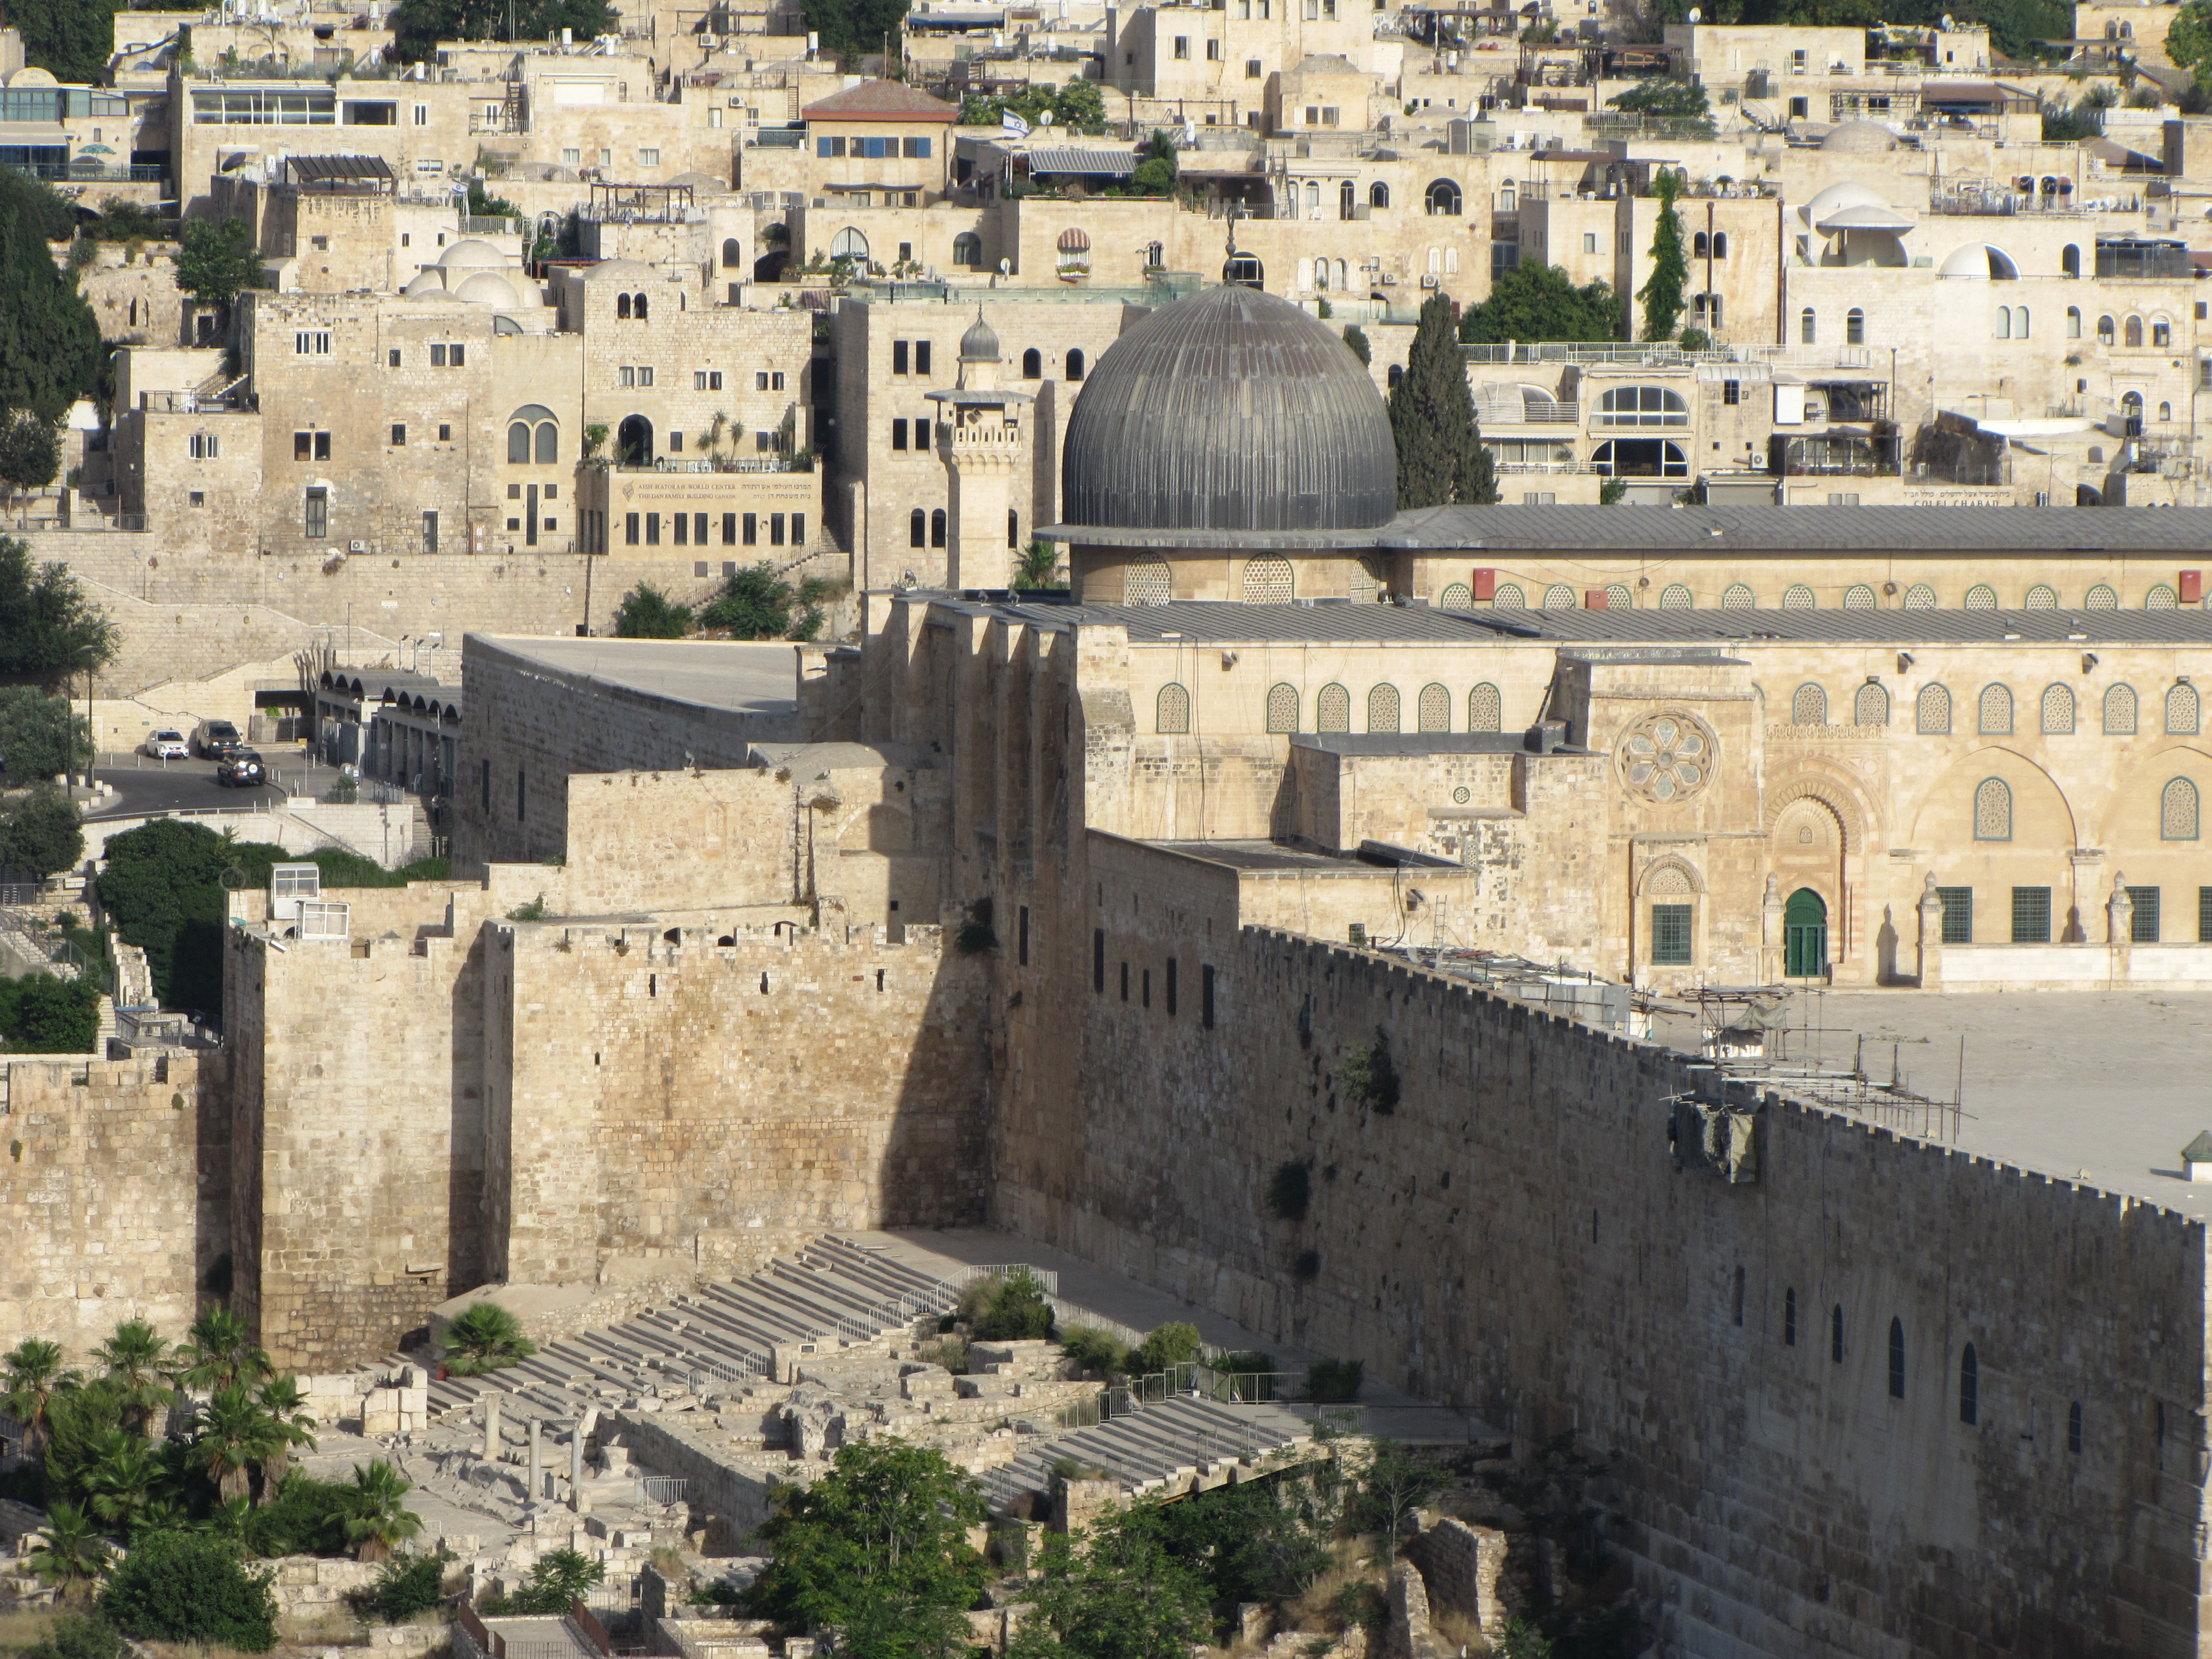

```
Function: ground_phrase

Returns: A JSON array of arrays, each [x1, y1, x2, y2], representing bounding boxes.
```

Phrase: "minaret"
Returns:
[[927, 310, 1035, 591]]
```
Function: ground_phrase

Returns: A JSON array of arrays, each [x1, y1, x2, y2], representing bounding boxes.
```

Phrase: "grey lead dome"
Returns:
[[1058, 283, 1397, 533]]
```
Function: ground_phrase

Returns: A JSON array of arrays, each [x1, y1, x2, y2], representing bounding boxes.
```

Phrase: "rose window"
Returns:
[[1620, 714, 1713, 804]]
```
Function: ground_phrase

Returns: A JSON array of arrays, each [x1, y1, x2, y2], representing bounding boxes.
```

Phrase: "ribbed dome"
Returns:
[[959, 312, 1000, 362], [1059, 284, 1396, 533]]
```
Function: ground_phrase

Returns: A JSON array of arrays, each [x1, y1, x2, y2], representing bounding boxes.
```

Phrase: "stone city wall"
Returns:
[[0, 1054, 229, 1361], [994, 910, 2211, 1657]]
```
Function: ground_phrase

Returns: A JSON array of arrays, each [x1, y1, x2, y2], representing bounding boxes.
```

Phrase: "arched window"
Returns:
[[2095, 315, 2115, 348], [2066, 306, 2081, 339], [1791, 684, 1827, 725], [1067, 348, 1086, 382], [1800, 307, 1816, 345], [1605, 582, 1632, 609], [1888, 1317, 1906, 1399], [1540, 583, 1574, 610], [1830, 1305, 1844, 1364], [1590, 440, 1688, 477], [1723, 582, 1755, 609], [1917, 684, 1952, 735], [930, 507, 947, 548], [2041, 683, 2075, 733], [2167, 682, 2200, 734], [1008, 508, 1019, 549], [1843, 583, 1876, 609], [2148, 583, 2179, 610], [2159, 401, 2173, 424], [1905, 583, 1937, 608], [909, 507, 925, 548], [1784, 1286, 1797, 1346], [508, 421, 531, 463], [1978, 682, 2013, 734], [1594, 387, 1689, 426], [1854, 682, 1889, 726], [1317, 683, 1351, 732], [616, 292, 632, 319], [1958, 1344, 1979, 1426], [1693, 231, 1708, 258], [1965, 583, 1997, 609], [2104, 684, 2137, 734], [1992, 306, 2011, 341], [1366, 684, 1401, 732], [1156, 683, 1190, 734], [2025, 584, 2056, 608], [2015, 306, 2030, 337], [2163, 777, 2200, 841], [1223, 253, 1264, 288], [2125, 315, 2143, 347], [1783, 583, 1815, 609], [1241, 555, 1293, 603], [1846, 307, 1865, 346], [536, 422, 557, 463], [1423, 179, 1462, 216], [1369, 181, 1390, 209], [1340, 181, 1356, 219], [1387, 363, 1404, 390], [2086, 583, 2118, 610], [632, 293, 648, 321], [1468, 682, 1502, 731], [1974, 776, 2012, 841], [617, 413, 654, 466], [1125, 555, 1170, 603], [721, 237, 742, 268], [1021, 347, 1042, 379], [1438, 582, 1470, 608], [829, 227, 869, 261], [1660, 583, 1693, 609], [1493, 583, 1525, 608], [1417, 683, 1451, 732], [952, 232, 983, 268], [2063, 244, 2080, 277], [1712, 231, 1728, 258], [1265, 683, 1298, 733]]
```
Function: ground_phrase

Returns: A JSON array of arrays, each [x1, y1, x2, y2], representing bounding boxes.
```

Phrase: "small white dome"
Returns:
[[1822, 119, 1898, 154], [452, 269, 521, 306], [401, 269, 446, 297], [438, 237, 505, 270], [1938, 241, 2018, 279], [1800, 180, 1890, 225], [581, 257, 651, 283]]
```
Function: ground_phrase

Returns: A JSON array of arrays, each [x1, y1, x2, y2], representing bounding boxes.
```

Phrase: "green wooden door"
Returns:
[[1784, 888, 1828, 978]]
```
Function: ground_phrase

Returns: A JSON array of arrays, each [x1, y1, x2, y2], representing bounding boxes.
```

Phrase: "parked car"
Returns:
[[191, 717, 241, 758], [215, 750, 266, 787], [142, 730, 189, 760]]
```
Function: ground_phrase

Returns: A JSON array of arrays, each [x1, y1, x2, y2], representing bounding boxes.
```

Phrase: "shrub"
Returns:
[[1266, 1160, 1311, 1222], [614, 582, 692, 639], [1128, 1322, 1203, 1377], [100, 1531, 278, 1651], [700, 563, 792, 639], [23, 1613, 123, 1659], [1059, 1326, 1128, 1376], [0, 972, 100, 1052], [961, 1270, 1054, 1342], [244, 1474, 356, 1558], [1216, 1349, 1273, 1375], [358, 1552, 446, 1622], [1304, 1358, 1363, 1402], [1337, 1029, 1400, 1113], [440, 1302, 536, 1376]]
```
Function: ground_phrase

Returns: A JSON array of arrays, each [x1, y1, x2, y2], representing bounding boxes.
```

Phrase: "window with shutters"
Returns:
[[2104, 684, 2138, 733], [1417, 684, 1450, 732], [1367, 684, 1400, 732], [1156, 684, 1190, 734], [1853, 682, 1888, 726], [1978, 683, 2013, 735], [1791, 684, 1826, 726], [1265, 684, 1298, 733], [1317, 684, 1350, 733], [2041, 683, 2075, 734], [1468, 683, 1502, 732], [1973, 778, 2012, 841], [2163, 777, 2199, 840], [1917, 684, 1952, 734]]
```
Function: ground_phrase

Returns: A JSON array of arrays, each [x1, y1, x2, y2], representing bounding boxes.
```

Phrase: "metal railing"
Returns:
[[5, 162, 166, 182], [637, 1476, 688, 1506], [685, 1354, 769, 1389], [1478, 400, 1579, 425]]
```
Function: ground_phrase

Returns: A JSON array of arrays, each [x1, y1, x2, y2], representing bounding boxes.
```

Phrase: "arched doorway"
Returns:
[[617, 415, 653, 467], [1784, 889, 1828, 978]]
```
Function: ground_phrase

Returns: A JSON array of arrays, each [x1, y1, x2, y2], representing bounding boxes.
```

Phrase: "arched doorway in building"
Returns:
[[1784, 888, 1828, 978], [617, 414, 654, 467]]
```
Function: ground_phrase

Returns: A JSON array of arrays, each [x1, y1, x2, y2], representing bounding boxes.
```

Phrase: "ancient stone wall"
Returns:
[[994, 917, 2211, 1656], [0, 1054, 229, 1360]]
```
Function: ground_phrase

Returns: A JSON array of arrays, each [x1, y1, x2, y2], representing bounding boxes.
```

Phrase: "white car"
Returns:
[[142, 730, 190, 760]]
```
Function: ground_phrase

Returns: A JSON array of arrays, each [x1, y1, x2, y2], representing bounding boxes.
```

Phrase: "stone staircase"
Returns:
[[980, 1396, 1318, 1513]]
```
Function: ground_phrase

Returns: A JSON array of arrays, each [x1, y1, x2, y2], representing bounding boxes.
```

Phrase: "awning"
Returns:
[[288, 153, 395, 184], [1023, 146, 1135, 176]]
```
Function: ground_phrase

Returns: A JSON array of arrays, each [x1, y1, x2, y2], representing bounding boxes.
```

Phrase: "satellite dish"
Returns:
[[998, 257, 1011, 273], [1941, 13, 1953, 27], [1687, 7, 1700, 19], [1038, 108, 1054, 125]]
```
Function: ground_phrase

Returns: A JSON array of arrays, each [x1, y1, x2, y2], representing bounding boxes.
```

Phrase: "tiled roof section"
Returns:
[[802, 80, 961, 122], [1378, 503, 2212, 554]]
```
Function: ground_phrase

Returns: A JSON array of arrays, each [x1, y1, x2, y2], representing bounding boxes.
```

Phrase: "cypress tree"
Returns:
[[1389, 293, 1498, 509], [0, 171, 100, 427], [1638, 169, 1688, 343]]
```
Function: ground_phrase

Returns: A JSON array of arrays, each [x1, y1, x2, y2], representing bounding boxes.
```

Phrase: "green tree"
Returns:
[[0, 170, 102, 426], [0, 687, 92, 778], [3, 1336, 82, 1458], [387, 0, 615, 62], [1348, 1439, 1450, 1563], [171, 217, 266, 322], [1005, 1509, 1214, 1659], [1637, 171, 1688, 343], [1130, 129, 1177, 194], [178, 1306, 274, 1394], [0, 410, 62, 497], [194, 1384, 275, 1504], [1606, 75, 1712, 126], [439, 1302, 538, 1376], [101, 1530, 279, 1650], [1389, 293, 1496, 509], [2040, 93, 2105, 141], [613, 582, 693, 638], [77, 1431, 159, 1536], [745, 1440, 988, 1631], [257, 1378, 317, 1490], [0, 785, 86, 877], [362, 1553, 448, 1623], [8, 0, 122, 83], [0, 540, 118, 679], [500, 1547, 604, 1613], [465, 179, 522, 219], [1459, 262, 1620, 345], [2173, 0, 2212, 87], [93, 1319, 173, 1437], [0, 973, 103, 1052], [30, 1503, 113, 1603], [1127, 1321, 1203, 1376], [701, 562, 794, 638], [342, 1460, 423, 1562], [85, 199, 168, 245], [93, 820, 240, 1014]]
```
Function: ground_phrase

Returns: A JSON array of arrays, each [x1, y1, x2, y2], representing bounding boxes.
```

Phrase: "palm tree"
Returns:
[[2, 1338, 83, 1459], [194, 1383, 274, 1503], [95, 1318, 174, 1436], [28, 1503, 111, 1603], [257, 1376, 318, 1493], [439, 1303, 536, 1377], [80, 1428, 158, 1535], [176, 1307, 271, 1393], [342, 1460, 422, 1562]]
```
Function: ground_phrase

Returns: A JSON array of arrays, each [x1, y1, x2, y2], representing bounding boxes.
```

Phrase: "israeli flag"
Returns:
[[1001, 108, 1031, 138]]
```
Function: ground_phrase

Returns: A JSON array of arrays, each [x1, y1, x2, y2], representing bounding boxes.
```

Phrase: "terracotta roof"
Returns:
[[802, 80, 961, 123]]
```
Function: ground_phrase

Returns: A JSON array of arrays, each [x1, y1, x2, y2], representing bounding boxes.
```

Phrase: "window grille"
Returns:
[[1791, 684, 1826, 726], [2167, 682, 2199, 734], [1492, 583, 1526, 609], [2163, 778, 2199, 840], [2086, 583, 2118, 610], [2010, 886, 2050, 943], [1723, 583, 1755, 608], [1542, 583, 1576, 610], [1973, 778, 2012, 841], [1417, 684, 1450, 733], [1661, 584, 1693, 609], [1853, 683, 1888, 726], [1156, 684, 1190, 735], [1241, 556, 1293, 603], [1317, 684, 1350, 733], [2104, 684, 2138, 734], [1651, 903, 1692, 964], [1125, 557, 1171, 604], [1438, 583, 1470, 609], [1843, 584, 1876, 609], [1366, 684, 1400, 732], [1783, 584, 1815, 610], [2128, 885, 2161, 942], [2025, 585, 2057, 608], [1978, 684, 2012, 735], [1468, 684, 1501, 732], [1904, 583, 1936, 608], [2041, 684, 2075, 734], [1265, 684, 1298, 733], [1937, 886, 1973, 943], [1917, 684, 1952, 735]]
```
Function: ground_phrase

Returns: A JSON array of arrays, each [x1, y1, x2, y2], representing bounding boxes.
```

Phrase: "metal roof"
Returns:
[[287, 153, 394, 182], [1024, 146, 1136, 175], [801, 80, 961, 122], [1374, 503, 2212, 554], [1058, 284, 1397, 535]]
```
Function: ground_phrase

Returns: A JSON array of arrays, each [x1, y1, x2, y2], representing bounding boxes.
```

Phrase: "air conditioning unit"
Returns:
[[348, 539, 367, 552], [1380, 273, 1398, 284], [1420, 274, 1440, 288]]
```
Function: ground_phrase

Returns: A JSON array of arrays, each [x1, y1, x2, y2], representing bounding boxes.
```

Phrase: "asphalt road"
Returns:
[[89, 749, 321, 820]]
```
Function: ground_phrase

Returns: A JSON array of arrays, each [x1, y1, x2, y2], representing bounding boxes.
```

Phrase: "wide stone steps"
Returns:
[[979, 1396, 1315, 1515]]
